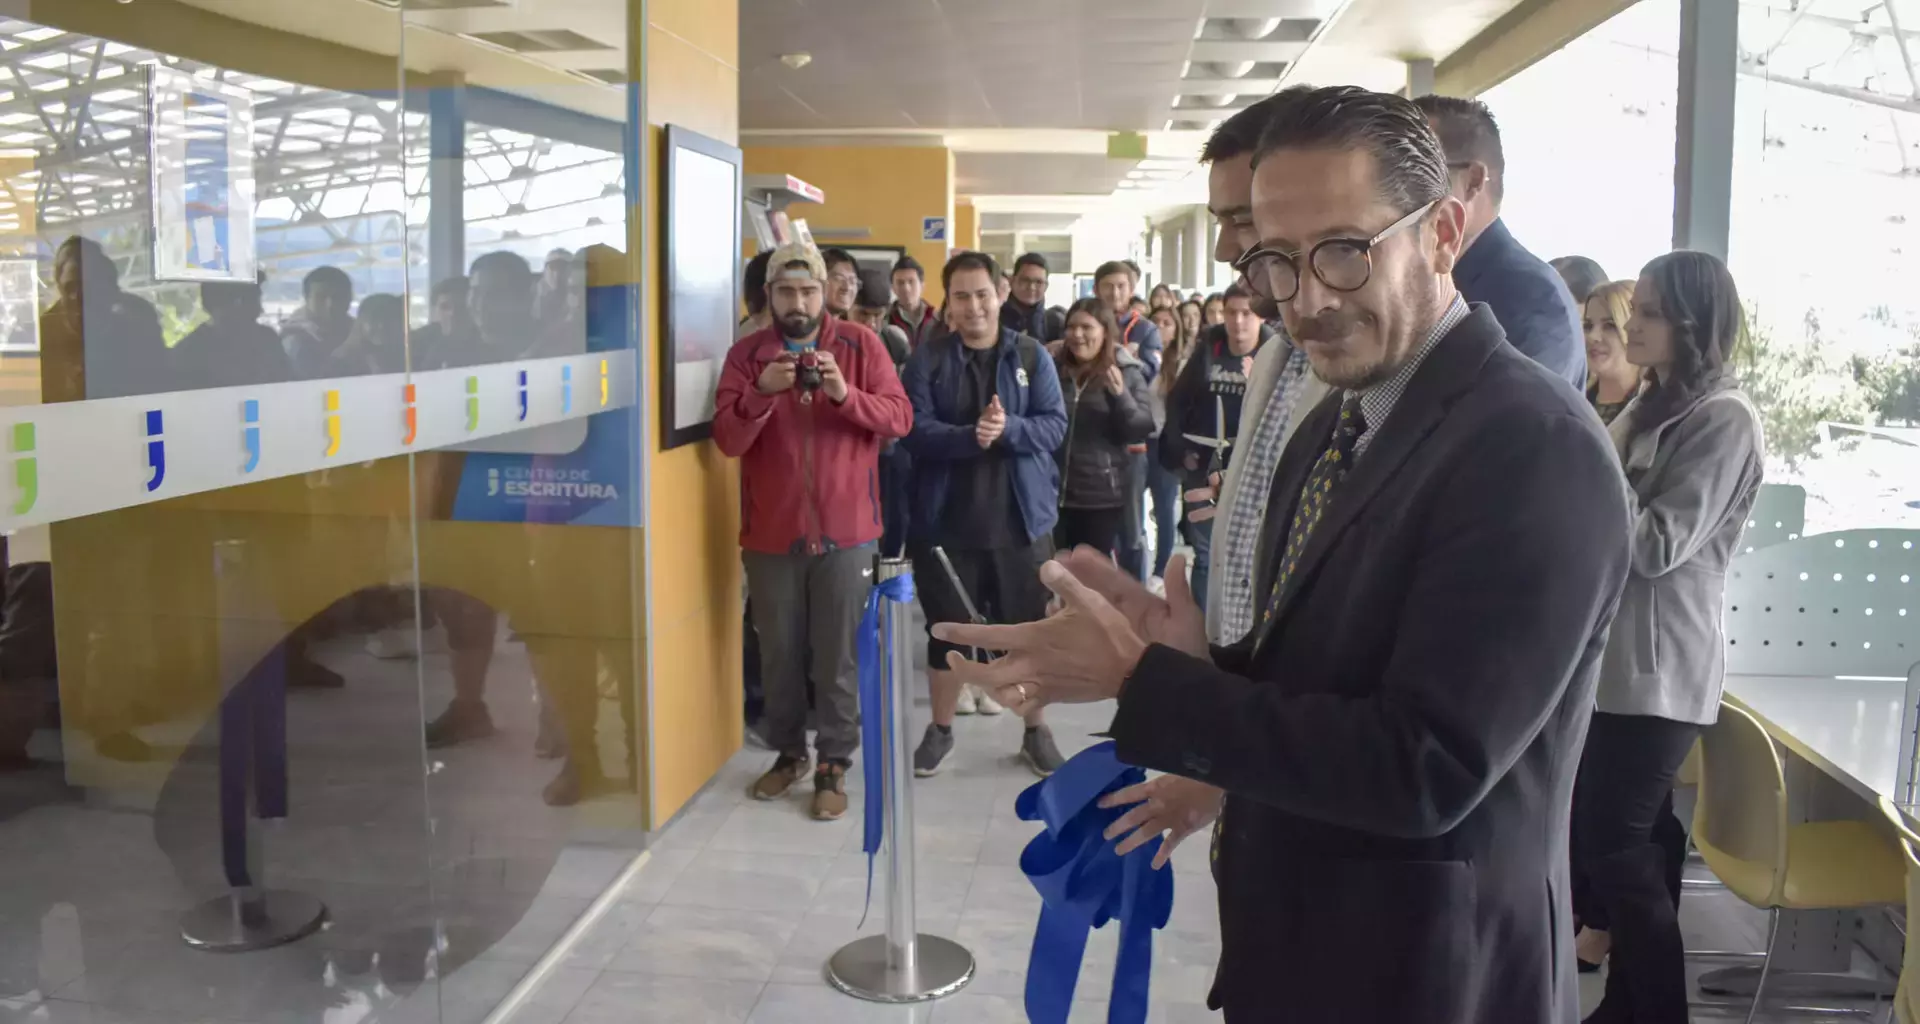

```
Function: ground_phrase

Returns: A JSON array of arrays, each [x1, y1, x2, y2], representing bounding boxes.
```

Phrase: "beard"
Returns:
[[1296, 273, 1437, 390], [777, 311, 821, 339]]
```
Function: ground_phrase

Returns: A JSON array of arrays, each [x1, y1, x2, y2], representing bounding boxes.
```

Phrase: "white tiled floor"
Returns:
[[516, 693, 1221, 1024]]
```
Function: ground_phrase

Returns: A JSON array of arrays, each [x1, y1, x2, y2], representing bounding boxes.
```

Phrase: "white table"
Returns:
[[1722, 673, 1916, 816]]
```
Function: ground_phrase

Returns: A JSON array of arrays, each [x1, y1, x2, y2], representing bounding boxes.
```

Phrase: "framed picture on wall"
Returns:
[[662, 124, 743, 450]]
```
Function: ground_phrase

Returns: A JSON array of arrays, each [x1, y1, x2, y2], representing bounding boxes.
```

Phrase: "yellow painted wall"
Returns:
[[954, 201, 980, 253], [643, 0, 746, 824], [742, 146, 955, 304]]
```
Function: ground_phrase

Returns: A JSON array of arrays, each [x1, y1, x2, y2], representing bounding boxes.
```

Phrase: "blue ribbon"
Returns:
[[857, 569, 916, 926], [1018, 741, 1175, 1024]]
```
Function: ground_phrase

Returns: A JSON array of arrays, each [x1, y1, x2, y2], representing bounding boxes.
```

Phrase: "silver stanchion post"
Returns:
[[826, 557, 974, 1002]]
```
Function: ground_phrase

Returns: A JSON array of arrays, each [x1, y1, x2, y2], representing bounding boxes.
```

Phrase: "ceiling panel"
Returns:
[[740, 0, 1211, 131], [955, 152, 1137, 196]]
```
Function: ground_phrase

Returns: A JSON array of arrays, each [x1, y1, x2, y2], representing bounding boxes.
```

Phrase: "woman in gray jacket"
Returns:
[[1575, 251, 1765, 1024]]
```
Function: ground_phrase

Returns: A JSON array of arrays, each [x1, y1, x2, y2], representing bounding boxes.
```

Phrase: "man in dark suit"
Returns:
[[932, 85, 1631, 1023], [1413, 95, 1588, 391]]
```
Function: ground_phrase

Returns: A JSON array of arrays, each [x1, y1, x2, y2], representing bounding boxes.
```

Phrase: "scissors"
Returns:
[[1181, 394, 1232, 518]]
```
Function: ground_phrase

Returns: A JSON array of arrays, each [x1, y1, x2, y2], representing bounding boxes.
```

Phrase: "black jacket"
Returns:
[[1110, 305, 1631, 1023], [1001, 299, 1063, 344], [1052, 349, 1153, 508], [1158, 322, 1271, 479]]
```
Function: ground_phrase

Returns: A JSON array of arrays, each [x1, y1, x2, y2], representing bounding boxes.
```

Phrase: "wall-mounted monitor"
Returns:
[[661, 124, 742, 450]]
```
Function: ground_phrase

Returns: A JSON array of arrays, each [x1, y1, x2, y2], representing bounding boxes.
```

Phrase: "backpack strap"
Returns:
[[1013, 332, 1042, 385]]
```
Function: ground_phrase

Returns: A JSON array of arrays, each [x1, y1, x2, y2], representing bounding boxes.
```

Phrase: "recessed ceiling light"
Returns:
[[780, 53, 812, 69]]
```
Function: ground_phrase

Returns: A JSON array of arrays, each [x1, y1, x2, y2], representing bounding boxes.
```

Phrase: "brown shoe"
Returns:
[[811, 761, 849, 821], [750, 754, 808, 800]]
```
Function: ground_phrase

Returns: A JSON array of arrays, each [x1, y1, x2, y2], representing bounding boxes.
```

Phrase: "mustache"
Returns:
[[1292, 312, 1359, 343]]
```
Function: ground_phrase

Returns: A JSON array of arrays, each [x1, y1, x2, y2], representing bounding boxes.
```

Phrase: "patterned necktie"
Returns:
[[1263, 394, 1367, 621], [1211, 395, 1367, 873]]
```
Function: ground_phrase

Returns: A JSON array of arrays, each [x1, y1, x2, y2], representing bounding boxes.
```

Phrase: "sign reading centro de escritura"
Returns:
[[0, 350, 638, 531]]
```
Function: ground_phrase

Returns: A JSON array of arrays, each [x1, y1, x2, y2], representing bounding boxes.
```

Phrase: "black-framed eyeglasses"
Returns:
[[1230, 201, 1435, 303]]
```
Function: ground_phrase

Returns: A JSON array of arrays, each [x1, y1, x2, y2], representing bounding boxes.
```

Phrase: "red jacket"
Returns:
[[713, 315, 914, 555]]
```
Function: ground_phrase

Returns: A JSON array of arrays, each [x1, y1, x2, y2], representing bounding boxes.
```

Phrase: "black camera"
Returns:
[[796, 351, 823, 393]]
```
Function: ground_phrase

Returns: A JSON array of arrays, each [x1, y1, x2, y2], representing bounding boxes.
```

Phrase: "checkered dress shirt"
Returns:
[[1214, 344, 1314, 645], [1351, 296, 1468, 459]]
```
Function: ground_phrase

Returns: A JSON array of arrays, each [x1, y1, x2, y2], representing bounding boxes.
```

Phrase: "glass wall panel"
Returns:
[[0, 3, 645, 1023], [1480, 0, 1681, 281]]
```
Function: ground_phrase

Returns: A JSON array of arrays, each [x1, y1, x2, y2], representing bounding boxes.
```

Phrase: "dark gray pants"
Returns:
[[743, 544, 873, 762]]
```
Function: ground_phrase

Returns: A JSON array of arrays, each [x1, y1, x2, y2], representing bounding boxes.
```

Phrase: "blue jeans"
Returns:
[[1186, 515, 1213, 613], [1144, 437, 1180, 579], [1115, 450, 1149, 580]]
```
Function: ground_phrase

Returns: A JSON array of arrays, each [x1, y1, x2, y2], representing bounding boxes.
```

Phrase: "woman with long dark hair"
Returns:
[[1147, 282, 1176, 311], [1051, 298, 1153, 554], [1576, 251, 1765, 1024]]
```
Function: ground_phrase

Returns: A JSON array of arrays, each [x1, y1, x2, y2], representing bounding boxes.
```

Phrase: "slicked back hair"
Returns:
[[1252, 85, 1451, 218], [1201, 90, 1304, 164], [1412, 94, 1506, 203]]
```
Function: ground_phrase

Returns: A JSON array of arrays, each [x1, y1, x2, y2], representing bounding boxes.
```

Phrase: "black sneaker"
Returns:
[[1021, 726, 1064, 777], [913, 725, 953, 777]]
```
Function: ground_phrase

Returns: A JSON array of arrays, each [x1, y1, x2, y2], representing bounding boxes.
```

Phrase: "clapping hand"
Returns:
[[931, 558, 1147, 713], [976, 395, 1007, 448], [1056, 548, 1208, 659], [1105, 365, 1126, 396]]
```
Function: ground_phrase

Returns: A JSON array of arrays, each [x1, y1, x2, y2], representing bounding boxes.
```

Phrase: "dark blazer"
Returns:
[[1454, 218, 1588, 390], [1109, 304, 1632, 1023]]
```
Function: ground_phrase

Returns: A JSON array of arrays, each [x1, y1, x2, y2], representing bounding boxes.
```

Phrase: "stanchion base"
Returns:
[[180, 889, 328, 952], [825, 934, 974, 1003]]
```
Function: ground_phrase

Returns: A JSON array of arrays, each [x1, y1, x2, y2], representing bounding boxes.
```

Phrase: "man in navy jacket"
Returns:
[[1415, 95, 1587, 390], [902, 251, 1069, 778]]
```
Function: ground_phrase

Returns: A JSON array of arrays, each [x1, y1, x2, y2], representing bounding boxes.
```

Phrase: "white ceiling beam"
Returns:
[[1201, 0, 1343, 19], [1187, 41, 1314, 62], [1174, 77, 1286, 94]]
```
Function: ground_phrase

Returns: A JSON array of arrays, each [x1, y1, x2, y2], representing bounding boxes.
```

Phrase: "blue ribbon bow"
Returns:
[[857, 569, 915, 925], [1018, 741, 1175, 1024]]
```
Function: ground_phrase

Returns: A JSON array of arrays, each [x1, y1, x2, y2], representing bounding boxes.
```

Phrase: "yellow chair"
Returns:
[[1876, 797, 1920, 1024], [1694, 701, 1906, 1023]]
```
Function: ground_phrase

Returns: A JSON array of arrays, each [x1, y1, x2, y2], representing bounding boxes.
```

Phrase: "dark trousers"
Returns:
[[1144, 436, 1181, 579], [1055, 506, 1125, 557], [1186, 515, 1213, 613], [1573, 711, 1701, 1023], [743, 544, 873, 763], [879, 446, 911, 559]]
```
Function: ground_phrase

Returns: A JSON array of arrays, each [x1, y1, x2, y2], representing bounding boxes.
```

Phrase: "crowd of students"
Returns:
[[37, 236, 591, 403]]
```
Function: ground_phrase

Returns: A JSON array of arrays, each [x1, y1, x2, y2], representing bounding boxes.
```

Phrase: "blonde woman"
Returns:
[[1583, 280, 1643, 425]]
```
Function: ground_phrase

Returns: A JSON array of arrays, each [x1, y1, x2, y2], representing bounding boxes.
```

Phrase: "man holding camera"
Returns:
[[713, 242, 914, 821]]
